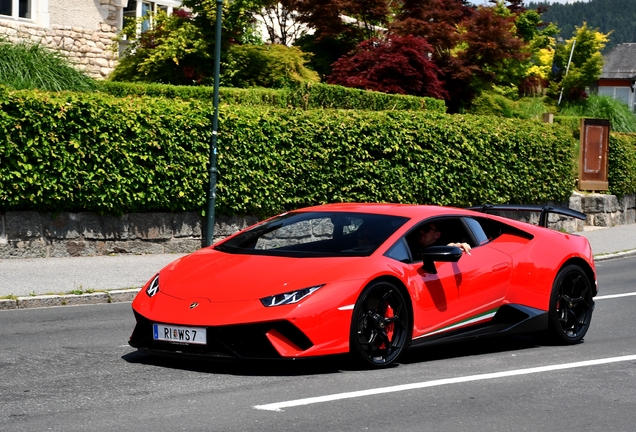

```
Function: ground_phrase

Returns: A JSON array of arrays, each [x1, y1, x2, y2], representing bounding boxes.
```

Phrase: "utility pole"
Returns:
[[205, 0, 223, 247], [558, 40, 576, 105]]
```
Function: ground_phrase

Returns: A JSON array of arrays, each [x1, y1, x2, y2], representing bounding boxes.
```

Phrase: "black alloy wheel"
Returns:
[[350, 280, 410, 368], [547, 264, 594, 344]]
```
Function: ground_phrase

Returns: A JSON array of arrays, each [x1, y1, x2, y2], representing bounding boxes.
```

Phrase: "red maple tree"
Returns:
[[388, 1, 531, 110], [391, 0, 473, 55], [327, 34, 448, 100], [458, 6, 530, 91], [296, 0, 390, 41]]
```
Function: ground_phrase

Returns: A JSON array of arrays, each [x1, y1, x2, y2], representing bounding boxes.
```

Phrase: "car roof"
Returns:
[[296, 203, 476, 219]]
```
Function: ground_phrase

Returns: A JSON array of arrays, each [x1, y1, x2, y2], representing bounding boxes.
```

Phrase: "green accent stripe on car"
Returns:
[[413, 308, 499, 340]]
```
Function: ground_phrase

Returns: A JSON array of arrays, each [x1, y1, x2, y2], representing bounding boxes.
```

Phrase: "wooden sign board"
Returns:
[[578, 118, 610, 191]]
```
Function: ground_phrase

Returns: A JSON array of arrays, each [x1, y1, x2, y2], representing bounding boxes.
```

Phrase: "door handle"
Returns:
[[492, 262, 509, 273]]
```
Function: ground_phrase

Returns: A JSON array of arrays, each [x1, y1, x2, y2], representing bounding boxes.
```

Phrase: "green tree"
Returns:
[[515, 7, 558, 96], [528, 0, 636, 53], [111, 9, 211, 84], [553, 23, 610, 102], [111, 0, 265, 85]]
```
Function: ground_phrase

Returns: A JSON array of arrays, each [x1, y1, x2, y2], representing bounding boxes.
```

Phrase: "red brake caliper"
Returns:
[[384, 305, 395, 344]]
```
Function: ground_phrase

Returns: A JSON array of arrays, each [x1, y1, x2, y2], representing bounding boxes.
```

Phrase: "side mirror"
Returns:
[[421, 246, 463, 274]]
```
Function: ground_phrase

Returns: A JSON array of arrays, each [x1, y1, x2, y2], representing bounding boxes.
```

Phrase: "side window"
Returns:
[[0, 0, 31, 19], [384, 238, 411, 263], [405, 217, 474, 260], [123, 1, 175, 34], [464, 217, 490, 246]]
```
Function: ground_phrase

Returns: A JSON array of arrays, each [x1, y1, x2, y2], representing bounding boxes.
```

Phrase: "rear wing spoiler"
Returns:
[[467, 204, 586, 228]]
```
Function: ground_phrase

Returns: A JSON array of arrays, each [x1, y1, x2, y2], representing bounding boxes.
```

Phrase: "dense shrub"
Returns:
[[469, 92, 550, 120], [609, 133, 636, 197], [0, 87, 577, 217], [0, 87, 208, 214], [223, 44, 320, 88], [217, 111, 576, 215], [98, 81, 446, 112], [553, 115, 583, 136]]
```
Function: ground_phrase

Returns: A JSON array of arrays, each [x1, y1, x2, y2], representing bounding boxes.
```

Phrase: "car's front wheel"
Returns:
[[350, 280, 410, 368], [546, 264, 594, 344]]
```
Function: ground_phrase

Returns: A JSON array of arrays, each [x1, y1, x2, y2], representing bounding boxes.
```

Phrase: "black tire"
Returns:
[[350, 280, 410, 368], [546, 264, 594, 344]]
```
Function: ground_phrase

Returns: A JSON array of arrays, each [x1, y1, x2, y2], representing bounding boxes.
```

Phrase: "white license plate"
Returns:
[[153, 323, 207, 345]]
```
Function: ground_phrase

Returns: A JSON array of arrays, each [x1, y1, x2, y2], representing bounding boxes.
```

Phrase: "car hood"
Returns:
[[158, 248, 367, 302]]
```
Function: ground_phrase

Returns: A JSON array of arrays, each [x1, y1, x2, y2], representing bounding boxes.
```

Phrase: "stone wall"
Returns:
[[0, 21, 118, 78], [0, 211, 258, 259], [1, 193, 634, 259], [576, 192, 636, 227]]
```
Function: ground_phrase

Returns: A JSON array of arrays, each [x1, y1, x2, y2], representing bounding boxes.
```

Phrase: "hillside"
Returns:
[[527, 0, 636, 52]]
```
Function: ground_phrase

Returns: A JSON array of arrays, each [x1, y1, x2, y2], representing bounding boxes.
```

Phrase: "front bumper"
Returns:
[[129, 311, 314, 359]]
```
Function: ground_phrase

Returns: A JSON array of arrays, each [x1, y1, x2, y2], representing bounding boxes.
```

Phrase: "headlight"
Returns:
[[146, 274, 159, 297], [260, 284, 324, 307]]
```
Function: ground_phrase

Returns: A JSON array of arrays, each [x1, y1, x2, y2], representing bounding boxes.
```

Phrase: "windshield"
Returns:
[[214, 211, 409, 257]]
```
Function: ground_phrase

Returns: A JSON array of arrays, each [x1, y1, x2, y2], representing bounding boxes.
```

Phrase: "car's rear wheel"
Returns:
[[350, 280, 410, 368], [546, 264, 594, 344]]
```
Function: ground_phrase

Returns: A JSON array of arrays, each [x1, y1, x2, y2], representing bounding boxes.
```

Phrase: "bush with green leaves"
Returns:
[[0, 87, 208, 214], [223, 44, 320, 88], [469, 92, 550, 120], [0, 39, 96, 91], [1, 87, 578, 217], [111, 1, 264, 86], [609, 133, 636, 197], [98, 81, 446, 112], [111, 9, 210, 85]]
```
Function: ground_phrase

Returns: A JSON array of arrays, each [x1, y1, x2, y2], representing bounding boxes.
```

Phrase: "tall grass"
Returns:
[[517, 97, 551, 120], [560, 95, 636, 133], [0, 39, 96, 91]]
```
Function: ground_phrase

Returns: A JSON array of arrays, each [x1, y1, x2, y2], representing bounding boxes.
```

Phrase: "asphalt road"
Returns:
[[1, 256, 635, 432]]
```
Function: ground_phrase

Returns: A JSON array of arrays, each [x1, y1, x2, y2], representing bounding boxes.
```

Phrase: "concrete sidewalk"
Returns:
[[0, 253, 186, 298], [1, 224, 635, 308]]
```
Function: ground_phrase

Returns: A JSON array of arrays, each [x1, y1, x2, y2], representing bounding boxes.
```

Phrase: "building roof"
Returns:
[[600, 43, 636, 79]]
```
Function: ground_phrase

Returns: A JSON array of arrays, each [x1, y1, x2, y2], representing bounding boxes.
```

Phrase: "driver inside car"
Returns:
[[415, 222, 472, 255]]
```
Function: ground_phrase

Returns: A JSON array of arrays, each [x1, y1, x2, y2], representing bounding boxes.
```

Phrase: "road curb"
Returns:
[[594, 249, 636, 262], [0, 288, 141, 310]]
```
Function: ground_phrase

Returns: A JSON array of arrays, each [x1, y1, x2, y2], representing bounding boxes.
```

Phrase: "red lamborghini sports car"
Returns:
[[129, 203, 597, 368]]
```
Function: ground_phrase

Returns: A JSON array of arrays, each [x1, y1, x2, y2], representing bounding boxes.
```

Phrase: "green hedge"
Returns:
[[218, 111, 576, 215], [609, 133, 636, 197], [97, 81, 446, 112], [0, 88, 576, 216], [0, 88, 209, 214]]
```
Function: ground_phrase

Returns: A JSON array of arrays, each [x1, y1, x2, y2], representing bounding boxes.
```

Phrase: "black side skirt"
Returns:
[[409, 304, 548, 349]]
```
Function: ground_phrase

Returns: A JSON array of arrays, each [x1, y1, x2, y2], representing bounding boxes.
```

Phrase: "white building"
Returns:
[[0, 0, 180, 78], [597, 43, 636, 112]]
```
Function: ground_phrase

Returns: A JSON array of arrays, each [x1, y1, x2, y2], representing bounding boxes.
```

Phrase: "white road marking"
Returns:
[[253, 355, 636, 412], [596, 292, 636, 300]]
